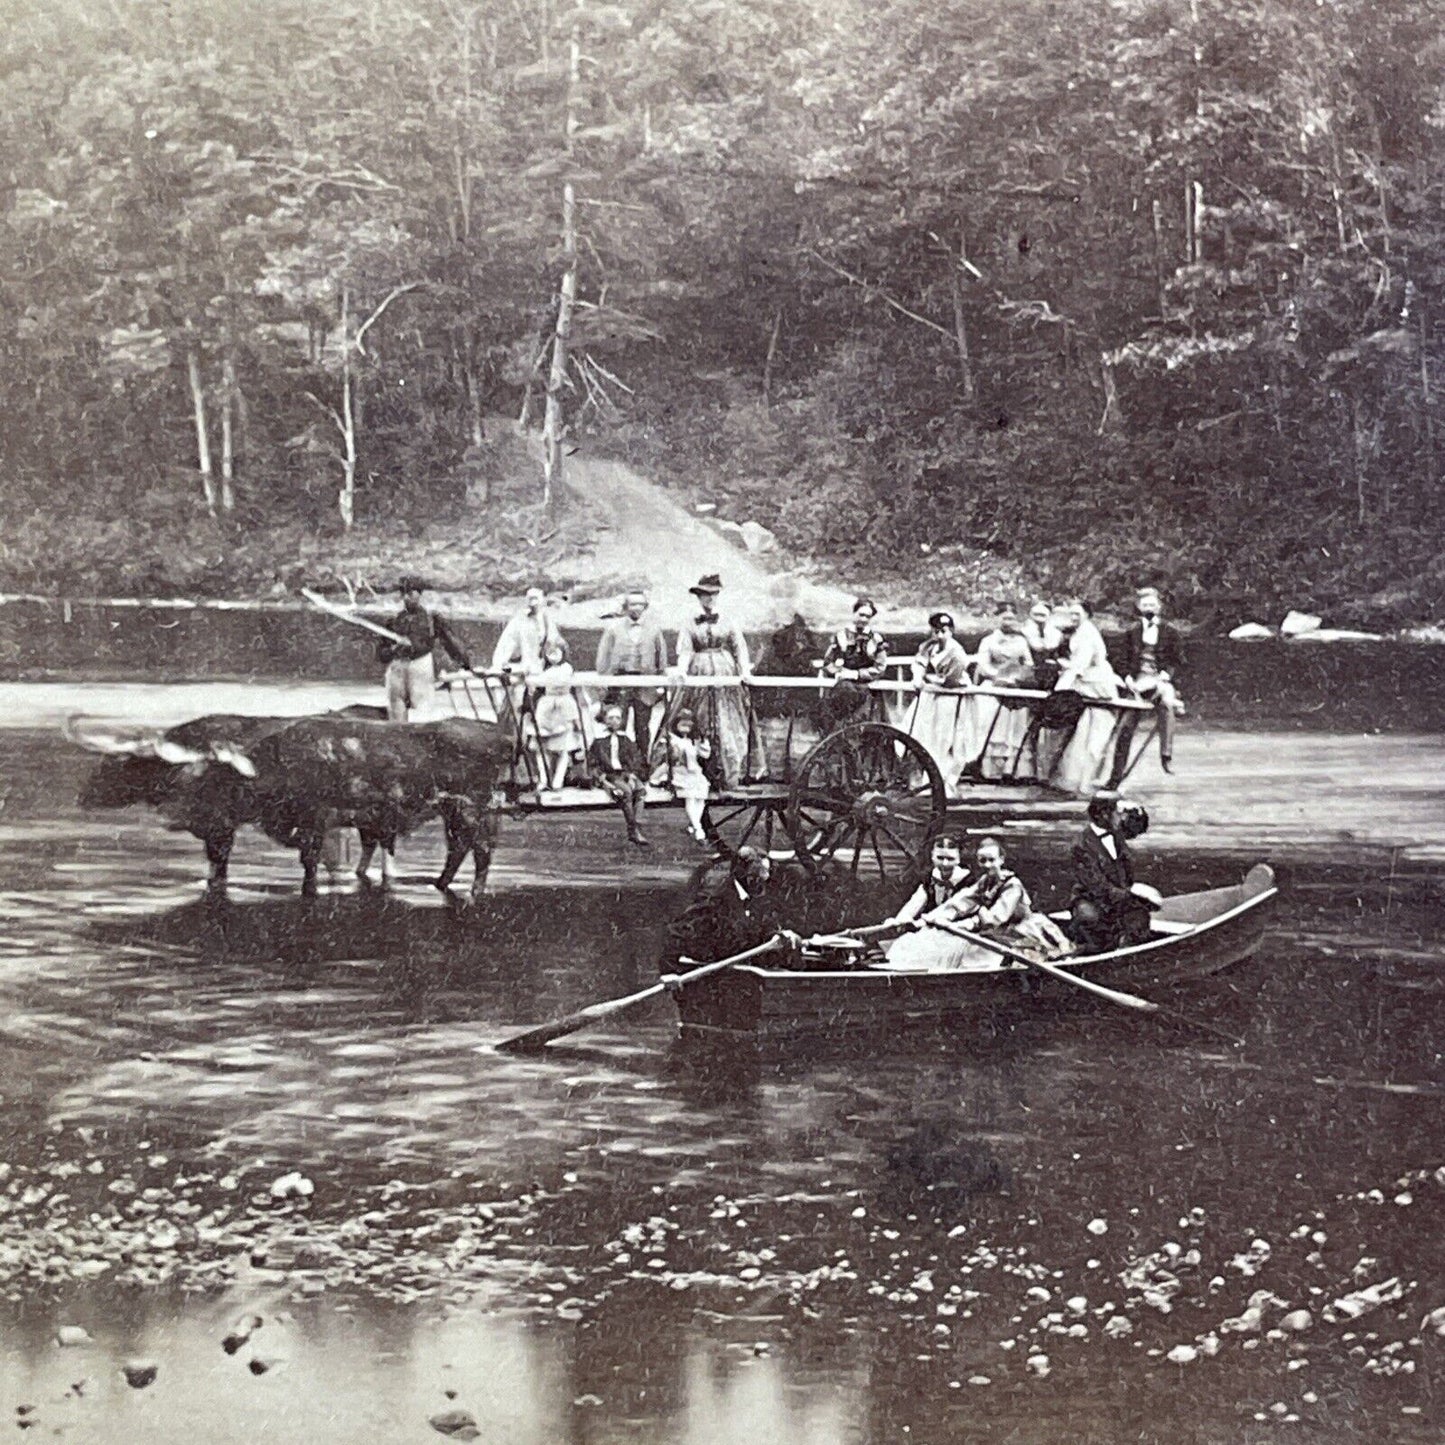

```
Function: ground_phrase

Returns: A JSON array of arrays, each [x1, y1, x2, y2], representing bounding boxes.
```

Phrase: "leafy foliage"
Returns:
[[1, 0, 1442, 616]]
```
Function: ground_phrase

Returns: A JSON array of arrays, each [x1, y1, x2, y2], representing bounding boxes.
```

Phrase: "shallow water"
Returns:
[[0, 723, 1442, 1444]]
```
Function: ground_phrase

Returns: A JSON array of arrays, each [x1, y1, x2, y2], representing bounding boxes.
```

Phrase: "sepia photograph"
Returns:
[[0, 0, 1441, 1440]]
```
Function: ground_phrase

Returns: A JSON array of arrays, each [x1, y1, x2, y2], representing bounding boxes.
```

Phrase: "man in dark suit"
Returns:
[[587, 703, 650, 846], [595, 589, 669, 764], [1111, 585, 1185, 781], [665, 847, 801, 968], [1065, 793, 1161, 953]]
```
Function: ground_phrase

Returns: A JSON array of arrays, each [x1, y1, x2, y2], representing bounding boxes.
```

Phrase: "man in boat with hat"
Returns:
[[377, 575, 474, 722], [1064, 791, 1162, 953], [664, 847, 801, 970]]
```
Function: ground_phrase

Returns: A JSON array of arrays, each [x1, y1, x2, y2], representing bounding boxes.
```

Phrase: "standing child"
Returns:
[[529, 641, 579, 792], [667, 709, 713, 845]]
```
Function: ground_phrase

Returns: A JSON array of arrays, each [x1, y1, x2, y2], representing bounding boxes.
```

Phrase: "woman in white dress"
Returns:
[[1049, 599, 1121, 795], [967, 604, 1037, 780], [673, 573, 766, 788], [904, 611, 972, 795]]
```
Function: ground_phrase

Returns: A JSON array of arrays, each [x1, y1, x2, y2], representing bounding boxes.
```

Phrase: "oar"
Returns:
[[932, 919, 1159, 1012], [933, 921, 1243, 1045], [809, 918, 902, 945], [300, 587, 410, 647], [493, 936, 784, 1054]]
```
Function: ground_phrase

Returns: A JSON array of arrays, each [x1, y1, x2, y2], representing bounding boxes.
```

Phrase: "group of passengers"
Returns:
[[901, 590, 1185, 792], [381, 571, 1185, 846], [879, 790, 1161, 969], [484, 572, 757, 847]]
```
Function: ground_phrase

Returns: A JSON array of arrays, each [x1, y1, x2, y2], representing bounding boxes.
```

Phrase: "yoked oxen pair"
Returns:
[[72, 708, 509, 899]]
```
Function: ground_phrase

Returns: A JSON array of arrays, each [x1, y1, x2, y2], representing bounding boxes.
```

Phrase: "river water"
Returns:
[[0, 617, 1441, 1443]]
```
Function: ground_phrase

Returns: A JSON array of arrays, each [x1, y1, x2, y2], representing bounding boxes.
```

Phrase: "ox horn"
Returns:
[[64, 716, 155, 756], [153, 739, 209, 766], [209, 744, 258, 778]]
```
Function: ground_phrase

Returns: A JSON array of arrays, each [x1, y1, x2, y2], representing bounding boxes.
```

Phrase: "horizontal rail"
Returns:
[[437, 670, 1152, 711]]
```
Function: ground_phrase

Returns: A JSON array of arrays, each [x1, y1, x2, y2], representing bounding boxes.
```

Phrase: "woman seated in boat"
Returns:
[[884, 834, 970, 927], [904, 612, 972, 792], [963, 603, 1037, 781], [945, 835, 1073, 961], [879, 833, 989, 972]]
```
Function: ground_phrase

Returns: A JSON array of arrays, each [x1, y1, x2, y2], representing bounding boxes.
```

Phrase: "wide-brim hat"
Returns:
[[397, 574, 428, 593], [689, 573, 723, 597]]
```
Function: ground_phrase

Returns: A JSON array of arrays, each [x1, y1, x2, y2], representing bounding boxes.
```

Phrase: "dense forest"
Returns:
[[1, 0, 1442, 620]]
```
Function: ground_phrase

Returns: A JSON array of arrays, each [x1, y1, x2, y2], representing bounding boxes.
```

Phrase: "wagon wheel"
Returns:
[[787, 722, 946, 880], [702, 795, 795, 861]]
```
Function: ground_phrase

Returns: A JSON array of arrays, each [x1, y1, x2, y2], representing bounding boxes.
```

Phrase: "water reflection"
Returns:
[[0, 728, 1441, 1443]]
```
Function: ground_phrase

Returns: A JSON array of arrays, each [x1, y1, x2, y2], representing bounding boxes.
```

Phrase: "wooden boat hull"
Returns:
[[674, 863, 1278, 1039]]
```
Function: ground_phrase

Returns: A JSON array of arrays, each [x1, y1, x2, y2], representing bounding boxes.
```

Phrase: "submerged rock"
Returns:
[[1280, 611, 1322, 638], [429, 1409, 481, 1440], [121, 1359, 158, 1389]]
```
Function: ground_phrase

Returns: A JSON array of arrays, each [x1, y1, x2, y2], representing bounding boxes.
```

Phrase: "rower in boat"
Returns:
[[1064, 793, 1162, 953], [664, 847, 802, 970]]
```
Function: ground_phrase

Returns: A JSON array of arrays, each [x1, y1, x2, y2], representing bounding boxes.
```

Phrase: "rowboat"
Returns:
[[673, 863, 1278, 1039]]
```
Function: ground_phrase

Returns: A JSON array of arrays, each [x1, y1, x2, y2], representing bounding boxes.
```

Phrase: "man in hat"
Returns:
[[491, 585, 565, 676], [1064, 792, 1162, 952], [377, 576, 473, 722], [1110, 585, 1185, 782], [595, 589, 669, 764]]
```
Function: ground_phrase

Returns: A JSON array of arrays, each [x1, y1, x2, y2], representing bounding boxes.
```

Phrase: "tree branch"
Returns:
[[807, 250, 953, 339], [354, 283, 422, 355], [305, 390, 348, 442]]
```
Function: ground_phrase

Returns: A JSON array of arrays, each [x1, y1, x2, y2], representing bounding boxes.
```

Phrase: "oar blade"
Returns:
[[491, 936, 784, 1055]]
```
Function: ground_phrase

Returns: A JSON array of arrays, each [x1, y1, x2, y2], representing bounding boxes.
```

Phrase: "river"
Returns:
[[0, 617, 1440, 1444]]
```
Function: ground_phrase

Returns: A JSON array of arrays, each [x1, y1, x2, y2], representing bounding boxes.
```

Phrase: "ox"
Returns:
[[237, 715, 509, 898], [74, 709, 508, 898]]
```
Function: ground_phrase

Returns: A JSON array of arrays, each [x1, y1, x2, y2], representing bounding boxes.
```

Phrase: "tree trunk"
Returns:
[[465, 360, 486, 448], [1150, 197, 1167, 316], [540, 0, 582, 518], [219, 346, 237, 513], [186, 341, 218, 517], [762, 307, 783, 407], [947, 227, 975, 398], [541, 180, 577, 517], [339, 285, 357, 529], [1421, 305, 1437, 490]]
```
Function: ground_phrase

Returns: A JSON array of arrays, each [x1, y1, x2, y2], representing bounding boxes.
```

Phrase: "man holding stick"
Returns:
[[377, 575, 474, 722]]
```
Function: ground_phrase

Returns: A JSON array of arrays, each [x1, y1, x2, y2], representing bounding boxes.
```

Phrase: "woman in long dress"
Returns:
[[673, 573, 766, 789], [1048, 599, 1121, 795], [967, 604, 1037, 780], [903, 611, 972, 795]]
